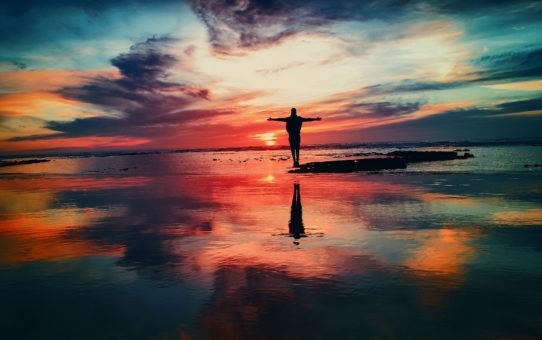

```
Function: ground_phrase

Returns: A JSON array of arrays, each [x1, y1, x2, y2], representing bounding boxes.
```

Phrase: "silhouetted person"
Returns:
[[289, 183, 305, 244], [268, 108, 321, 167]]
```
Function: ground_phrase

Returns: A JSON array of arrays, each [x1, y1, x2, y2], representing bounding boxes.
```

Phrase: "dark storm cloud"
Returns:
[[189, 0, 541, 54], [470, 48, 542, 83], [422, 97, 542, 120], [11, 60, 27, 70], [189, 0, 311, 54], [361, 80, 464, 97], [8, 36, 227, 142], [188, 0, 416, 53], [360, 97, 542, 141], [111, 41, 177, 82], [351, 101, 421, 118], [489, 97, 542, 114], [430, 97, 542, 120]]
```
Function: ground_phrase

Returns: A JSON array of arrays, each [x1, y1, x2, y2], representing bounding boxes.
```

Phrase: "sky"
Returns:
[[1, 0, 542, 153]]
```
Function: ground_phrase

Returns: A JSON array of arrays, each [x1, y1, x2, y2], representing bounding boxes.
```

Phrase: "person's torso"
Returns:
[[286, 116, 303, 134]]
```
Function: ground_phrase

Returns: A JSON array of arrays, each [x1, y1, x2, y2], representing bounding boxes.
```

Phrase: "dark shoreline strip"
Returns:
[[0, 159, 51, 168]]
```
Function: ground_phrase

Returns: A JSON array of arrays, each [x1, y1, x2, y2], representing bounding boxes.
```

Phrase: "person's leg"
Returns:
[[288, 136, 296, 166], [294, 136, 301, 166]]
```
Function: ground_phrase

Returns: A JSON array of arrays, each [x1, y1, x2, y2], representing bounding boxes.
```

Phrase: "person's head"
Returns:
[[290, 107, 297, 116]]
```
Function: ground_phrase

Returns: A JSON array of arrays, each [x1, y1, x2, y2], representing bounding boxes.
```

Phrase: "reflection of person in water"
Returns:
[[268, 108, 322, 167], [289, 183, 305, 244]]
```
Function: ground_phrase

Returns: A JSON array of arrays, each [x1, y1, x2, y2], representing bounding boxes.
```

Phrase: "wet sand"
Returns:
[[1, 146, 542, 338]]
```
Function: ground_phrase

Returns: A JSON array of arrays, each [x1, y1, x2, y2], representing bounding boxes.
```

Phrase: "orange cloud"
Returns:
[[0, 69, 117, 92], [0, 92, 80, 117], [1, 136, 150, 153], [482, 80, 542, 91]]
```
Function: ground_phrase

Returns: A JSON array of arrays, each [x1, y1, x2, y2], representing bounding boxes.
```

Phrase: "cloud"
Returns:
[[359, 47, 542, 98], [361, 80, 464, 97], [11, 60, 27, 70], [189, 0, 316, 54], [189, 0, 541, 54], [189, 0, 441, 54], [492, 97, 542, 114], [110, 39, 177, 82], [9, 36, 229, 143], [350, 101, 421, 118], [357, 97, 542, 141], [469, 48, 542, 83], [305, 87, 424, 121]]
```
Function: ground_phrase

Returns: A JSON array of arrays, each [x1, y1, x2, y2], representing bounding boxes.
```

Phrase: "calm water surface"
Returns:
[[1, 146, 542, 339]]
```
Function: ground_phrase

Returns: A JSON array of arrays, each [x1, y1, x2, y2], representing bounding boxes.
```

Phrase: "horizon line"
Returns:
[[3, 137, 542, 159]]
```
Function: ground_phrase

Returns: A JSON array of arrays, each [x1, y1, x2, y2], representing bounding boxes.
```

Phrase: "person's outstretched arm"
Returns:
[[267, 117, 289, 122], [301, 117, 322, 122]]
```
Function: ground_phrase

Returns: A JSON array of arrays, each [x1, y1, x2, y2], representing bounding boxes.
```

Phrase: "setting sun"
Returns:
[[253, 132, 278, 146]]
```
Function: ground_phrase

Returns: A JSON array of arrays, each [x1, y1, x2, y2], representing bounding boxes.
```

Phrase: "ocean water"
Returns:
[[1, 144, 542, 339]]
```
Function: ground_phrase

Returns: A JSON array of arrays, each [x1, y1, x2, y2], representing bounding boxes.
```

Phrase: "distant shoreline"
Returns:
[[2, 139, 542, 161], [0, 159, 51, 168]]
